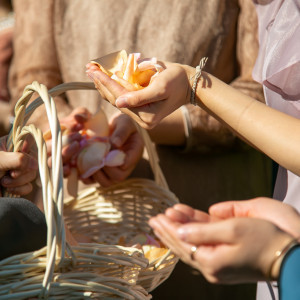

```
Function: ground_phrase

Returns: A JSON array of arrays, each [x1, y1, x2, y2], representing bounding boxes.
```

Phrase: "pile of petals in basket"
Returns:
[[44, 109, 125, 181], [86, 49, 164, 91], [119, 233, 168, 264]]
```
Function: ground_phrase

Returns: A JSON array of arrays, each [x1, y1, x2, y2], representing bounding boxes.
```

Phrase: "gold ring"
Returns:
[[190, 246, 198, 261]]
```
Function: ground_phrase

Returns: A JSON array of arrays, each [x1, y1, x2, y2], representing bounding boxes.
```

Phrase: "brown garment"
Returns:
[[0, 3, 14, 136], [10, 0, 271, 299]]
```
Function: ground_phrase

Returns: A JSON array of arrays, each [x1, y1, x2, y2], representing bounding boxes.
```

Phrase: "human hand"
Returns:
[[209, 197, 300, 238], [0, 136, 38, 196], [87, 61, 193, 129], [45, 107, 90, 176], [165, 203, 212, 224], [82, 112, 144, 187], [149, 211, 293, 283]]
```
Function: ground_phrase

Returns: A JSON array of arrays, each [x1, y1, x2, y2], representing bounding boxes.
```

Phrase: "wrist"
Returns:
[[189, 57, 208, 106], [268, 237, 300, 280], [180, 64, 194, 105]]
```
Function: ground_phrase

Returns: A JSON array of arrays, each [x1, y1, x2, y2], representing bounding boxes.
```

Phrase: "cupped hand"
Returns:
[[165, 203, 212, 224], [209, 197, 300, 238], [87, 62, 193, 129], [149, 213, 293, 283], [0, 137, 38, 196], [81, 112, 144, 187]]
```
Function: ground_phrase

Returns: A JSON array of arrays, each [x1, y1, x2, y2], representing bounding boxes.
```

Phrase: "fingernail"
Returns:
[[2, 177, 11, 185], [86, 72, 95, 80], [177, 228, 187, 241], [148, 217, 157, 229], [111, 136, 122, 148], [115, 97, 128, 108], [75, 113, 87, 119]]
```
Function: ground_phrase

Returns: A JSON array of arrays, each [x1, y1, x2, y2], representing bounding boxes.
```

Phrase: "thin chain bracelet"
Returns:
[[190, 57, 208, 106], [268, 238, 300, 280]]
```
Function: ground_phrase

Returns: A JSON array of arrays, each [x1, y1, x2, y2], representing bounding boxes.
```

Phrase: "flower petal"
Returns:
[[104, 149, 126, 167], [84, 109, 109, 137], [77, 141, 110, 176], [80, 163, 104, 179]]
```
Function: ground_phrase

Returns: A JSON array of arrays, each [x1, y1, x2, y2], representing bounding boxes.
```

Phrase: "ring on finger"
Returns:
[[190, 245, 198, 261]]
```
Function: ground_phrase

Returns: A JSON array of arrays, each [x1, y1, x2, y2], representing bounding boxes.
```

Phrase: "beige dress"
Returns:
[[0, 1, 13, 135], [10, 0, 272, 299]]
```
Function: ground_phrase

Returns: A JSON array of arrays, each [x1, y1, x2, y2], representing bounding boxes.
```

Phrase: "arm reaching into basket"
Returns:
[[0, 136, 38, 196], [45, 107, 144, 188]]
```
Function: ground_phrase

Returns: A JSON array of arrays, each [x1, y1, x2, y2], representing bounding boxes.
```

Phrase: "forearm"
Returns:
[[193, 70, 300, 175]]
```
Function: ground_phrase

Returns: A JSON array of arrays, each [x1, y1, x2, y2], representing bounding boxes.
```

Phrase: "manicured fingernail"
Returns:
[[115, 97, 128, 108], [177, 228, 187, 241]]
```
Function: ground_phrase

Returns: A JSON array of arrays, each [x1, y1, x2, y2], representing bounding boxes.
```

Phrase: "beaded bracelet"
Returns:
[[268, 238, 300, 280], [190, 57, 208, 106]]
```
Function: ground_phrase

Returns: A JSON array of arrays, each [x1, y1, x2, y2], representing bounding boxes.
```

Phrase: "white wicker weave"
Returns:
[[1, 81, 179, 299]]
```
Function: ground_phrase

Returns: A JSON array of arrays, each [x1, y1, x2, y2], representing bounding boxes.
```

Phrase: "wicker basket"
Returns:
[[0, 81, 179, 299]]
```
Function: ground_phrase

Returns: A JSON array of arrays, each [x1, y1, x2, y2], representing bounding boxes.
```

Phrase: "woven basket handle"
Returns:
[[22, 81, 169, 189], [6, 81, 171, 288], [6, 81, 68, 294]]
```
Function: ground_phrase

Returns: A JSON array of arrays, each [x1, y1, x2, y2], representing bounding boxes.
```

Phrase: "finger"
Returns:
[[173, 203, 211, 222], [209, 198, 270, 219], [1, 170, 37, 187], [61, 141, 80, 164], [211, 198, 300, 238], [63, 164, 71, 177], [6, 182, 33, 196], [87, 74, 117, 104], [149, 214, 195, 263], [177, 220, 238, 245], [46, 132, 81, 155], [91, 169, 113, 187], [0, 152, 38, 172], [87, 70, 127, 100], [109, 114, 135, 148], [115, 80, 166, 108], [101, 166, 128, 184], [165, 207, 191, 224], [80, 177, 95, 185], [72, 107, 92, 124]]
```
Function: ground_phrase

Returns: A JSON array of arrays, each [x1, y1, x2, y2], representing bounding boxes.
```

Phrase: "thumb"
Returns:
[[110, 115, 135, 148], [115, 81, 166, 108]]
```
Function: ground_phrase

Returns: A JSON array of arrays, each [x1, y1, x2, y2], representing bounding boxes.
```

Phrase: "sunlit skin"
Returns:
[[149, 199, 299, 283], [0, 136, 38, 196], [45, 107, 144, 187]]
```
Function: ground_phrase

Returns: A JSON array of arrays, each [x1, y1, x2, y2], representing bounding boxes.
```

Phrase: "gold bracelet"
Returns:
[[190, 57, 208, 106], [268, 238, 299, 280]]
